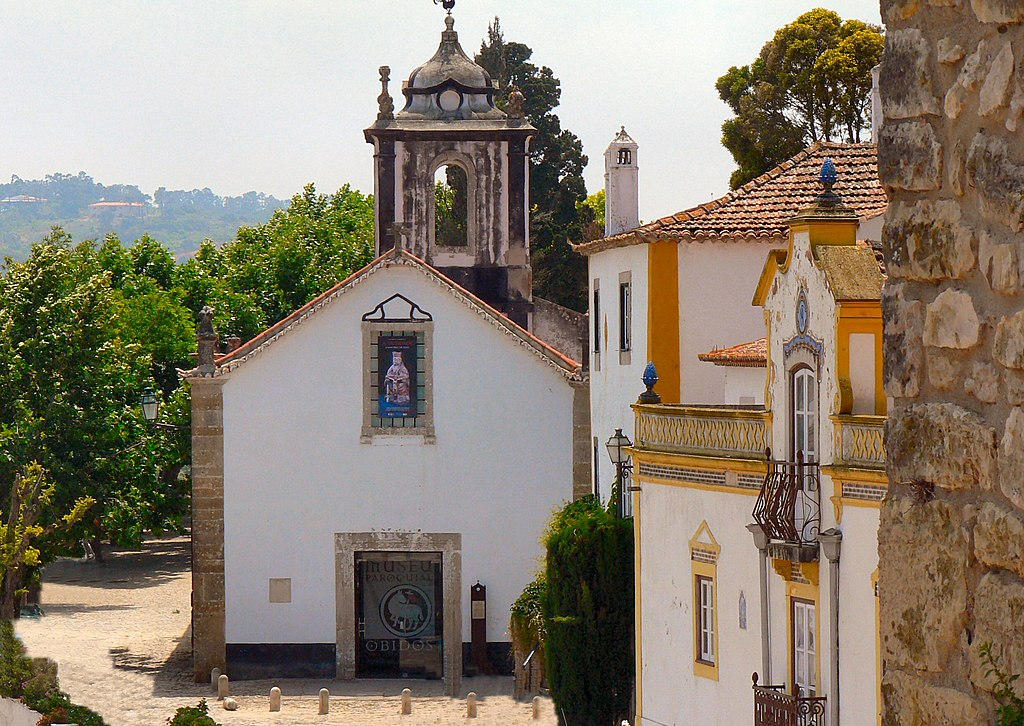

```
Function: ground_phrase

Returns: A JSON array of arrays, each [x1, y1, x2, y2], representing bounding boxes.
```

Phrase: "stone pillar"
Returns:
[[746, 523, 771, 684], [191, 372, 226, 682], [817, 529, 842, 726], [879, 2, 1024, 721]]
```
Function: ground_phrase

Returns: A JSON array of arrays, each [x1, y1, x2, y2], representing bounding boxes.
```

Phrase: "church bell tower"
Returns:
[[365, 12, 536, 327]]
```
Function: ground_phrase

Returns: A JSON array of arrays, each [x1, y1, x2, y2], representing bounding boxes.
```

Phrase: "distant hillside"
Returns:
[[0, 172, 289, 259]]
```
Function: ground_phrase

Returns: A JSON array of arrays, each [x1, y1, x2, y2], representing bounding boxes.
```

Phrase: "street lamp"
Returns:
[[606, 428, 634, 518], [140, 388, 187, 431]]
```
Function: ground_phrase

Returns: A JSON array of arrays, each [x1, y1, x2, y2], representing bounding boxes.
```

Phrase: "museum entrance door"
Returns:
[[355, 551, 443, 679]]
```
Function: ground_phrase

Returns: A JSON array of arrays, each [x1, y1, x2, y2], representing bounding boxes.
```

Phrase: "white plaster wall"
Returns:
[[859, 212, 884, 244], [587, 244, 649, 500], [678, 240, 785, 405], [221, 264, 575, 645], [837, 504, 881, 726], [638, 482, 763, 726], [850, 332, 878, 415], [722, 366, 766, 405]]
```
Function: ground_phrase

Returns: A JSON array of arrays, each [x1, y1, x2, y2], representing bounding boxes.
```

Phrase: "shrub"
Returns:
[[981, 643, 1024, 726], [168, 699, 220, 726], [542, 496, 634, 726], [0, 618, 108, 726]]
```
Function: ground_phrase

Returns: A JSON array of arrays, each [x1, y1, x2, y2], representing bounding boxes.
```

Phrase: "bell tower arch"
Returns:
[[365, 14, 536, 327]]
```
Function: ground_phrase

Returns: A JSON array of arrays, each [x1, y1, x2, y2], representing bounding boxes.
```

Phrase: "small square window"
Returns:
[[269, 578, 292, 604]]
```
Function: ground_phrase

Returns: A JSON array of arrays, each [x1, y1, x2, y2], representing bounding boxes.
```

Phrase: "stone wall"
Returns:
[[879, 1, 1024, 722]]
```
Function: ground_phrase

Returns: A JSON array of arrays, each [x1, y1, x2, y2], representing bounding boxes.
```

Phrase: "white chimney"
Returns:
[[871, 64, 883, 142], [604, 126, 639, 237]]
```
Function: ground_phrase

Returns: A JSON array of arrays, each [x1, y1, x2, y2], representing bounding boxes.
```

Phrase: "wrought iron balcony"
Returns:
[[752, 450, 821, 562], [753, 674, 827, 726], [633, 404, 768, 459], [832, 414, 886, 470]]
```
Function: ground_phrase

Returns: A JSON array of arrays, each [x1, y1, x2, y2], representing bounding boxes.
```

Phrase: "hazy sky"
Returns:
[[3, 0, 882, 222]]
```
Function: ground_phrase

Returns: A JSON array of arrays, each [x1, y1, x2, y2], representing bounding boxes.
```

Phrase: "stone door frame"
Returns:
[[335, 532, 461, 695]]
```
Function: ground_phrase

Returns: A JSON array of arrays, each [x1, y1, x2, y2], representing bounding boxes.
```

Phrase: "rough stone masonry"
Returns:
[[879, 0, 1024, 723]]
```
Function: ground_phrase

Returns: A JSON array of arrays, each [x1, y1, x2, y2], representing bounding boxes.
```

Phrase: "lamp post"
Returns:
[[140, 388, 188, 431], [605, 428, 634, 518]]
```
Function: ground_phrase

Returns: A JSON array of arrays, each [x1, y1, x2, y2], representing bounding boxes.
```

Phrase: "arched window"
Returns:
[[434, 164, 468, 247], [791, 366, 817, 461], [618, 148, 631, 165]]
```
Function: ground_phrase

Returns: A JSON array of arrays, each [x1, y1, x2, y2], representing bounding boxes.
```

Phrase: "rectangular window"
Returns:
[[696, 575, 716, 665], [619, 282, 631, 352], [792, 598, 816, 697], [592, 437, 600, 499], [592, 281, 601, 372], [361, 318, 435, 443]]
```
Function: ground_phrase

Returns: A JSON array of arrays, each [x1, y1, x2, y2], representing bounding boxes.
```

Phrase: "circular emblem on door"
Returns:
[[797, 291, 809, 334], [380, 584, 433, 638]]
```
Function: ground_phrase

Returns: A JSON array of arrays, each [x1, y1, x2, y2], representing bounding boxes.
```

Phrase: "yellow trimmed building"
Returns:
[[629, 159, 887, 726]]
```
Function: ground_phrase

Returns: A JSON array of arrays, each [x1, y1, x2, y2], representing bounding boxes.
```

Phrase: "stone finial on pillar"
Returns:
[[197, 305, 219, 375], [507, 86, 525, 119], [637, 362, 661, 404], [377, 66, 395, 121]]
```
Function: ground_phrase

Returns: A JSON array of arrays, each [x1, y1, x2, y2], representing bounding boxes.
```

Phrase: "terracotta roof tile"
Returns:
[[698, 337, 768, 367], [576, 142, 887, 255]]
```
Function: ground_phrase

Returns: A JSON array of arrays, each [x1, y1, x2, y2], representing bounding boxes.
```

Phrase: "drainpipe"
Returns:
[[817, 529, 843, 726], [746, 523, 771, 684]]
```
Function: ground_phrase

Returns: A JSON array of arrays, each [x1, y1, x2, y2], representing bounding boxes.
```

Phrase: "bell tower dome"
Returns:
[[365, 13, 536, 327]]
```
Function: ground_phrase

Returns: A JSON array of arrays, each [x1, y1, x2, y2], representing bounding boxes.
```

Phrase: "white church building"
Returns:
[[185, 12, 589, 695]]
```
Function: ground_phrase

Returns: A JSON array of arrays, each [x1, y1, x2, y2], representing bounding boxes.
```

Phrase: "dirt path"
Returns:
[[15, 537, 555, 725]]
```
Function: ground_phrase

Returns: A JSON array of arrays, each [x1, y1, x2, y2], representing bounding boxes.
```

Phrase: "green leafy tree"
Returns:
[[178, 184, 374, 340], [543, 496, 634, 726], [476, 18, 589, 311], [0, 231, 172, 557], [717, 9, 884, 188], [1, 464, 93, 618]]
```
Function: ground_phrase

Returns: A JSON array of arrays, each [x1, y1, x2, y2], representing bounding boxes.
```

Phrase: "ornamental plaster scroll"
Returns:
[[193, 253, 582, 382]]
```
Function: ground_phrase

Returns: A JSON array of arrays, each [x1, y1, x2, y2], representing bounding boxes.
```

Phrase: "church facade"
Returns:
[[186, 13, 590, 694]]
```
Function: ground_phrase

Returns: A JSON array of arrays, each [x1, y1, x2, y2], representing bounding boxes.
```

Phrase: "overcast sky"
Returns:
[[3, 0, 881, 221]]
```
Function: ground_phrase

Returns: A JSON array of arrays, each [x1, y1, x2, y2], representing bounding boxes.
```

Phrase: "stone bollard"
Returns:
[[223, 697, 238, 711], [270, 686, 281, 712], [217, 674, 229, 700], [319, 688, 330, 715], [467, 692, 478, 718], [210, 667, 220, 692], [400, 687, 412, 715], [532, 695, 541, 720]]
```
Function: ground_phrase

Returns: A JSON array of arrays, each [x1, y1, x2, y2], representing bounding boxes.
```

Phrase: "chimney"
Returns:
[[604, 126, 640, 237], [196, 305, 219, 375], [871, 64, 883, 142]]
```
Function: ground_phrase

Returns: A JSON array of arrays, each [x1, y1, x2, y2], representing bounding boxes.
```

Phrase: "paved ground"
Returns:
[[15, 536, 555, 725]]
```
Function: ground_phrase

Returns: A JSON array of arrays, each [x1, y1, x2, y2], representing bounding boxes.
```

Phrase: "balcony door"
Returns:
[[792, 598, 816, 698], [792, 367, 817, 461]]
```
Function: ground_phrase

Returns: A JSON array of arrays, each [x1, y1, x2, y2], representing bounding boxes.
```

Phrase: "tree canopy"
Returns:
[[717, 9, 884, 188], [476, 18, 590, 311], [0, 182, 374, 574]]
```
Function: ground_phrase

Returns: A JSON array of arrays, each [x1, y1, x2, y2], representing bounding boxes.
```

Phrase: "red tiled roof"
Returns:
[[576, 142, 887, 254], [698, 337, 768, 367]]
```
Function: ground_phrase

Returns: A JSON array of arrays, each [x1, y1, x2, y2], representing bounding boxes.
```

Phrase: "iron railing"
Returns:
[[752, 450, 821, 548], [753, 674, 827, 726]]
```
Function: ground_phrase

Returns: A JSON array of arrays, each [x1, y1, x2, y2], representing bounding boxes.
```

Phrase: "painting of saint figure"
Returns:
[[378, 335, 418, 418]]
